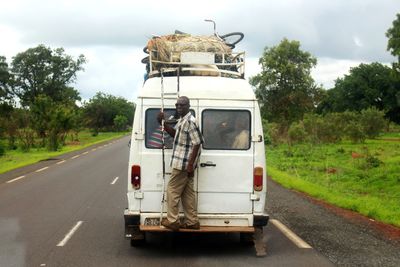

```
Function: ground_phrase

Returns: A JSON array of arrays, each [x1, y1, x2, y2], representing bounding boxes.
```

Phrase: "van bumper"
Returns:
[[125, 211, 269, 233], [124, 209, 142, 240], [253, 214, 269, 227]]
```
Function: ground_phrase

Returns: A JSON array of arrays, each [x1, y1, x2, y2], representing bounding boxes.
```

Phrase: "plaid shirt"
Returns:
[[170, 112, 203, 170]]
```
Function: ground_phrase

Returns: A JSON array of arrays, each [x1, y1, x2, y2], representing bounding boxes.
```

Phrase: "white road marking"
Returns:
[[35, 167, 49, 173], [56, 160, 66, 165], [91, 148, 97, 151], [82, 151, 89, 155], [57, 221, 83, 247], [71, 155, 80, 159], [111, 176, 119, 185], [6, 176, 26, 183], [271, 219, 312, 248]]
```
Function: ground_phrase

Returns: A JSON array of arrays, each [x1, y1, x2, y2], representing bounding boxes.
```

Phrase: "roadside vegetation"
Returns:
[[0, 45, 135, 172], [0, 131, 127, 174], [251, 13, 400, 227], [265, 128, 400, 227]]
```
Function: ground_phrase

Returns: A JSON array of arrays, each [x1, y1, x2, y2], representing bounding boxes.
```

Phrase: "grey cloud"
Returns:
[[237, 0, 398, 62], [2, 0, 398, 63]]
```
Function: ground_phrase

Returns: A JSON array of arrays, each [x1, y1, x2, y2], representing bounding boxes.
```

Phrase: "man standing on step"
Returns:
[[157, 96, 203, 231]]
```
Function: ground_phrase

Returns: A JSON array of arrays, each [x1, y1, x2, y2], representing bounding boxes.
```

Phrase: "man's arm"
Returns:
[[187, 144, 200, 177], [157, 112, 176, 137], [163, 123, 176, 137]]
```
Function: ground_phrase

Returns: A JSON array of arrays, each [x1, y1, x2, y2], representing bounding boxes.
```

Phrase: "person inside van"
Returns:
[[231, 115, 249, 149], [157, 96, 204, 231]]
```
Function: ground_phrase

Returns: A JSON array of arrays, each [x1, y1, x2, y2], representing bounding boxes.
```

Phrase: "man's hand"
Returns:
[[187, 163, 194, 177], [157, 111, 165, 124]]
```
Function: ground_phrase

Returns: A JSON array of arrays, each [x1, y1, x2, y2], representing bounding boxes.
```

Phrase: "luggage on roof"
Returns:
[[141, 32, 245, 79], [146, 34, 232, 62]]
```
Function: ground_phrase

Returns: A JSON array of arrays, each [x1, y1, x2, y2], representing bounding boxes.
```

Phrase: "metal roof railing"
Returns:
[[143, 51, 245, 79]]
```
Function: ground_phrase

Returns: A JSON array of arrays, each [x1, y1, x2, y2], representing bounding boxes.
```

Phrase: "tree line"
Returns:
[[0, 45, 135, 154], [251, 13, 400, 144]]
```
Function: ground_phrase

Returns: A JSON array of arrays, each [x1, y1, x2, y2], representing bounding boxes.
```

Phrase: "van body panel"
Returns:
[[126, 76, 268, 232], [252, 101, 267, 214], [138, 77, 256, 101], [197, 193, 252, 213]]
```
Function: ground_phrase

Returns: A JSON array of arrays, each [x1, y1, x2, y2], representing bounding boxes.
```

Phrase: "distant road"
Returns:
[[0, 136, 335, 267]]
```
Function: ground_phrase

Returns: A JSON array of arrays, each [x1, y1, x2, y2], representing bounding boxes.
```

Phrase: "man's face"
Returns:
[[175, 98, 189, 117]]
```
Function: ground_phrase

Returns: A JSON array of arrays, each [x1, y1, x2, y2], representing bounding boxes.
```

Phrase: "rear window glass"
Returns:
[[202, 110, 251, 150], [145, 109, 195, 149]]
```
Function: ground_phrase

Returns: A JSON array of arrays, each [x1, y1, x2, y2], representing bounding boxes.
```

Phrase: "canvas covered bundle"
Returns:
[[147, 34, 232, 62]]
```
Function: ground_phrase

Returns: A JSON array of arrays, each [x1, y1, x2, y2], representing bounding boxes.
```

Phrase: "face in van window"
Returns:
[[202, 110, 251, 150]]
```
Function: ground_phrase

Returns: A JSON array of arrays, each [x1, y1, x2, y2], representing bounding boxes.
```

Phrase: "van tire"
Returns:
[[130, 236, 146, 247], [240, 232, 254, 245]]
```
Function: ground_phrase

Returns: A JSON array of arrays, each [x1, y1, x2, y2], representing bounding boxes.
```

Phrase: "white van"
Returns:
[[124, 45, 268, 246]]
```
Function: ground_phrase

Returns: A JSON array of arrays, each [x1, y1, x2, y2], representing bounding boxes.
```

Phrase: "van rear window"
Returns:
[[145, 109, 195, 149], [202, 110, 251, 150]]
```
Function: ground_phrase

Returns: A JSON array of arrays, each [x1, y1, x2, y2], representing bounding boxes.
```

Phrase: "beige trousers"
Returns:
[[166, 168, 198, 225]]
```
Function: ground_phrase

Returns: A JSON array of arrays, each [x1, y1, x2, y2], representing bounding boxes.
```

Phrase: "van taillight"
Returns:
[[254, 167, 263, 191], [131, 165, 141, 189]]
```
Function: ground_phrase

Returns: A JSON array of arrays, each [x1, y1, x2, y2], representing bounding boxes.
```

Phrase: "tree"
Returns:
[[113, 115, 128, 131], [387, 13, 400, 70], [317, 63, 400, 123], [0, 56, 14, 154], [250, 38, 323, 125], [0, 56, 14, 113], [11, 45, 86, 107], [83, 92, 135, 134], [30, 94, 79, 150]]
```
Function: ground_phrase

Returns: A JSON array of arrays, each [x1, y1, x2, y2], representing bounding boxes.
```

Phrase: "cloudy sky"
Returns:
[[0, 0, 399, 102]]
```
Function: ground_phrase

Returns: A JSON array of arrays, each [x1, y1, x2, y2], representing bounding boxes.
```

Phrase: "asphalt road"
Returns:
[[0, 136, 336, 267]]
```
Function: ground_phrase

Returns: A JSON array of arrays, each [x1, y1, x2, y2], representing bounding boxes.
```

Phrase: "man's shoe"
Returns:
[[161, 218, 180, 231], [180, 222, 200, 230]]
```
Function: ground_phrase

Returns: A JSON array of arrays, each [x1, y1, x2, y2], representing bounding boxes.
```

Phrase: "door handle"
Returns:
[[200, 162, 216, 167]]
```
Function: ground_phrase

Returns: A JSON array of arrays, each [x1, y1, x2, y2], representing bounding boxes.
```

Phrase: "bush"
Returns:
[[0, 143, 4, 156], [113, 115, 128, 132], [360, 107, 386, 139], [365, 155, 382, 168], [345, 122, 366, 143], [288, 121, 307, 144], [303, 113, 342, 143], [303, 113, 322, 143], [267, 122, 287, 145], [321, 113, 344, 142], [262, 119, 271, 144], [17, 128, 35, 152]]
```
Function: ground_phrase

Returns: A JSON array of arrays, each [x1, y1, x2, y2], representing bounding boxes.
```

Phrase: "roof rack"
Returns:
[[143, 50, 245, 79]]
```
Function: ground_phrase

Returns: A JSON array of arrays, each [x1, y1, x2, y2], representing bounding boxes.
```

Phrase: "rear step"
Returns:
[[140, 225, 255, 233]]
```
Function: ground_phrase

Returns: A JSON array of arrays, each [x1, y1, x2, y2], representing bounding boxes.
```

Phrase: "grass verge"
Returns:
[[267, 139, 400, 227], [0, 131, 128, 174]]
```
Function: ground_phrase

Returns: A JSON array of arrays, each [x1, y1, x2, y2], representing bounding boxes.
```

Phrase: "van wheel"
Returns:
[[240, 232, 254, 245], [130, 237, 146, 247]]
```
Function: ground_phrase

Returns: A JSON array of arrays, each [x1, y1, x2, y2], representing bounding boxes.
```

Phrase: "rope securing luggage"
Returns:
[[147, 34, 232, 63]]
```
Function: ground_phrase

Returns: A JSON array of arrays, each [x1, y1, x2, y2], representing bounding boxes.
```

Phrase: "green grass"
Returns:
[[0, 131, 128, 174], [267, 140, 400, 227]]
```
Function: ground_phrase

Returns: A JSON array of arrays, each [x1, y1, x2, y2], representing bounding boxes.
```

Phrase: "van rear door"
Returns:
[[197, 100, 254, 214]]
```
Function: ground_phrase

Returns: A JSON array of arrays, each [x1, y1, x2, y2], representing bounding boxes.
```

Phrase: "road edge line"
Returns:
[[271, 219, 312, 248], [35, 167, 49, 173], [6, 175, 26, 183]]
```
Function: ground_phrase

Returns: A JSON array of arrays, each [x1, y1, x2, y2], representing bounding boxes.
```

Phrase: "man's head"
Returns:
[[175, 96, 190, 117]]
